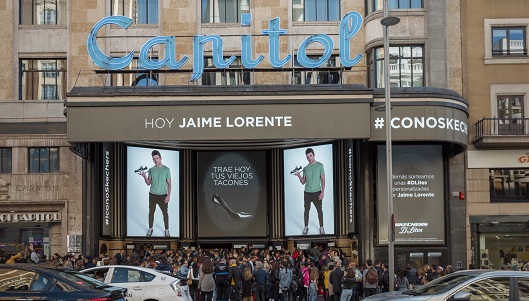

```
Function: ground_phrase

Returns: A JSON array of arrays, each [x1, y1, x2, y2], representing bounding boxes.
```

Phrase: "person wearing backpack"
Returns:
[[362, 260, 378, 298], [348, 262, 362, 301]]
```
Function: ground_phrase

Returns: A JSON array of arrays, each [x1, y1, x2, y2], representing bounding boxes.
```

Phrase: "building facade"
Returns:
[[1, 0, 468, 270], [0, 1, 83, 260], [463, 0, 529, 270]]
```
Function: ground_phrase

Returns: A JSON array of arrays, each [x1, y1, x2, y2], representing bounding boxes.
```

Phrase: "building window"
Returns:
[[111, 0, 159, 24], [20, 59, 66, 101], [42, 84, 58, 100], [42, 62, 58, 78], [0, 148, 12, 174], [20, 0, 66, 25], [497, 95, 524, 135], [366, 0, 423, 15], [293, 55, 341, 84], [293, 0, 340, 22], [484, 19, 529, 63], [29, 147, 59, 173], [202, 58, 250, 85], [202, 0, 250, 23], [368, 45, 424, 88], [490, 169, 529, 202], [492, 27, 527, 56]]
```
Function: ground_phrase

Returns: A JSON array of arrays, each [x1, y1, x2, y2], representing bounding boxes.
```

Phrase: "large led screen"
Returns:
[[197, 151, 267, 237], [126, 146, 180, 237], [284, 144, 335, 236], [377, 145, 444, 245]]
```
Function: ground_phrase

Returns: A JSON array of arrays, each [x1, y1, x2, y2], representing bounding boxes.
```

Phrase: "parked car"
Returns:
[[364, 269, 529, 301], [81, 265, 191, 301], [0, 264, 127, 301]]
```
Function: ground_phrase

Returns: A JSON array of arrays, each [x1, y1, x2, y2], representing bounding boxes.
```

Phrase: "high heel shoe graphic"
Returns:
[[211, 193, 253, 221], [134, 166, 147, 174], [290, 166, 302, 175]]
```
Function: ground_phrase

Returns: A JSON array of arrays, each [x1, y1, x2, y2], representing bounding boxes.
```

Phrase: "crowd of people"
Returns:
[[1, 244, 461, 301]]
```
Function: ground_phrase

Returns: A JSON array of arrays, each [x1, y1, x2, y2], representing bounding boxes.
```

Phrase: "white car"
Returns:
[[81, 265, 191, 301]]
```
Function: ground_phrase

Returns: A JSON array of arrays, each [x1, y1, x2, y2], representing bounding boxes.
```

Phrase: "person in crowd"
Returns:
[[155, 256, 172, 272], [445, 265, 454, 274], [322, 264, 331, 301], [329, 261, 344, 301], [362, 260, 377, 298], [199, 256, 216, 301], [436, 266, 444, 278], [241, 266, 255, 301], [418, 268, 428, 285], [215, 258, 230, 301], [279, 261, 293, 301], [84, 255, 96, 269], [228, 258, 243, 301], [268, 261, 280, 301], [188, 260, 200, 301], [396, 270, 409, 291], [308, 266, 319, 301], [340, 268, 355, 301], [29, 244, 40, 264], [254, 261, 268, 301], [405, 264, 419, 288]]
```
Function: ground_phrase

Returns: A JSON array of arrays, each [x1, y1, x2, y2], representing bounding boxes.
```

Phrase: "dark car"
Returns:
[[0, 264, 126, 301]]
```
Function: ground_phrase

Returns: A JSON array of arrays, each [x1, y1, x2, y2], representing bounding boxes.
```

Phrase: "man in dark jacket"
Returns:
[[215, 258, 230, 301], [405, 264, 419, 287], [329, 262, 344, 301], [254, 261, 269, 301], [228, 258, 243, 301]]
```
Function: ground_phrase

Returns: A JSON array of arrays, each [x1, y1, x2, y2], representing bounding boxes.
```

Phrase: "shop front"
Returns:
[[468, 149, 529, 270], [0, 210, 62, 261], [65, 84, 468, 267]]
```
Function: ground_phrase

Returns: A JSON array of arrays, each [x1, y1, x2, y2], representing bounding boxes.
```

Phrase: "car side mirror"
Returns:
[[452, 291, 471, 301]]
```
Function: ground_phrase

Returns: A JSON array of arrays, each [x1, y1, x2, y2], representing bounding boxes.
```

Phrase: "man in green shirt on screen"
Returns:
[[295, 147, 325, 235], [140, 150, 172, 237]]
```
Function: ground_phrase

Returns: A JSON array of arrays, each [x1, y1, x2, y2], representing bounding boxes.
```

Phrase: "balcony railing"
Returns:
[[475, 117, 529, 139]]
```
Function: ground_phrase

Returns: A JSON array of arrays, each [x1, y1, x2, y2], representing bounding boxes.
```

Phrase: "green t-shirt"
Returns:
[[303, 162, 324, 193], [148, 165, 171, 195]]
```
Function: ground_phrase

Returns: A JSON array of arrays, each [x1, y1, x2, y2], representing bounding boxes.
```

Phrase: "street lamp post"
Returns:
[[380, 0, 400, 292]]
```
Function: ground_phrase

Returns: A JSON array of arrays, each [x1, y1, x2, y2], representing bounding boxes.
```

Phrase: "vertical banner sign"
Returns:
[[347, 140, 355, 233], [377, 145, 445, 245], [101, 143, 112, 236]]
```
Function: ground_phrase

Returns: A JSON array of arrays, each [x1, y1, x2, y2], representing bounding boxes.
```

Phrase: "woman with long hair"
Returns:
[[340, 268, 355, 301], [396, 271, 409, 291], [308, 266, 319, 301], [268, 261, 280, 301], [242, 266, 255, 301], [198, 256, 216, 301], [188, 259, 200, 301]]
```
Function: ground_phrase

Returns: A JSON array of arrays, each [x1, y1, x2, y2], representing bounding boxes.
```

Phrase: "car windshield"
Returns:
[[57, 270, 108, 288], [407, 274, 475, 296]]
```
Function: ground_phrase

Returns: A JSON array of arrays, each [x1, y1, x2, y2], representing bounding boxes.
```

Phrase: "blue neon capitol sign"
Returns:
[[87, 12, 363, 82]]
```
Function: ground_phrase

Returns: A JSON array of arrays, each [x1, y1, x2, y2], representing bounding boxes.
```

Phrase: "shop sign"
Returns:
[[87, 12, 363, 81], [101, 143, 113, 236], [518, 153, 529, 163], [0, 212, 61, 223], [468, 150, 529, 168], [370, 106, 468, 148]]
